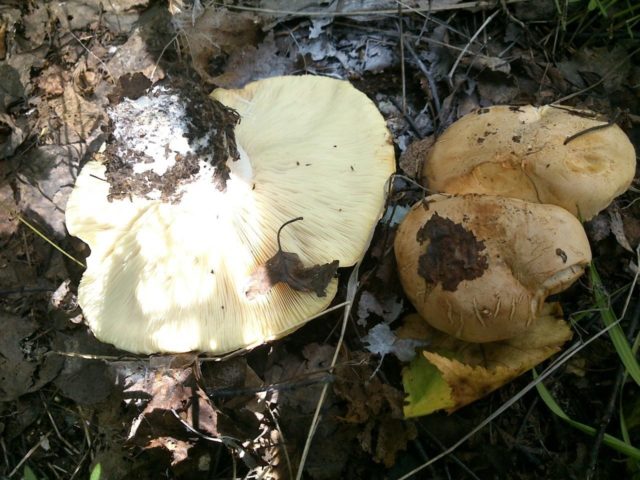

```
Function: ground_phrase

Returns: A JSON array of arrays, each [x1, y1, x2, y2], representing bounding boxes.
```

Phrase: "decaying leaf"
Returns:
[[0, 313, 63, 402], [609, 207, 634, 252], [125, 365, 254, 468], [357, 290, 403, 324], [0, 113, 24, 159], [15, 144, 84, 238], [400, 304, 572, 417], [334, 353, 417, 467], [362, 323, 424, 362], [246, 218, 339, 299], [175, 7, 261, 84], [212, 32, 294, 89], [247, 252, 338, 299]]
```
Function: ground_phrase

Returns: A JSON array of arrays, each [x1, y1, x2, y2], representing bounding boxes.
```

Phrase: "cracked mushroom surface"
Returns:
[[394, 194, 592, 343], [65, 76, 395, 354], [422, 105, 636, 220]]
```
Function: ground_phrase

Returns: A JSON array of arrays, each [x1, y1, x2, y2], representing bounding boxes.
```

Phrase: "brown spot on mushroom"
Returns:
[[512, 135, 521, 143], [477, 137, 485, 144], [416, 213, 489, 292], [555, 248, 567, 264]]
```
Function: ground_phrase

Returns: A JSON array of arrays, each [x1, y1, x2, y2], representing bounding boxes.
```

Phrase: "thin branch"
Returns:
[[447, 9, 501, 86]]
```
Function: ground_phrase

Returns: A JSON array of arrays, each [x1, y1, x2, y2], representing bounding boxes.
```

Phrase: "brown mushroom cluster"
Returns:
[[396, 105, 637, 342]]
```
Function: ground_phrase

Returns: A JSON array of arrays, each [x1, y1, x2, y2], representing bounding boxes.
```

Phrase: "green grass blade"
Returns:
[[90, 463, 102, 480], [23, 465, 38, 480], [590, 264, 640, 386], [535, 377, 640, 460]]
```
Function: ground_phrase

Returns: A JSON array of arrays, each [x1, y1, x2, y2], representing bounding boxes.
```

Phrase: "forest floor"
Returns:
[[0, 0, 639, 479]]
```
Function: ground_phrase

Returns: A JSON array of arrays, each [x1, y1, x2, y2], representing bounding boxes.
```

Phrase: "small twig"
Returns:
[[266, 404, 294, 480], [296, 234, 369, 479], [150, 32, 180, 82], [0, 437, 9, 471], [68, 449, 90, 480], [398, 4, 407, 115], [41, 393, 80, 455], [0, 202, 86, 267], [587, 299, 640, 479], [388, 97, 425, 137], [276, 217, 304, 252], [49, 351, 141, 361], [21, 228, 32, 266], [563, 111, 621, 145], [447, 9, 500, 86], [89, 174, 108, 182], [204, 301, 351, 362], [8, 435, 48, 478], [554, 46, 640, 104], [214, 0, 527, 17], [206, 374, 333, 398], [68, 31, 115, 84], [403, 41, 441, 116], [77, 406, 92, 450], [421, 429, 482, 480]]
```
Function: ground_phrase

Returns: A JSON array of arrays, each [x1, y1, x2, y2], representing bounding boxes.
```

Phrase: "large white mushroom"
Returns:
[[66, 76, 395, 354]]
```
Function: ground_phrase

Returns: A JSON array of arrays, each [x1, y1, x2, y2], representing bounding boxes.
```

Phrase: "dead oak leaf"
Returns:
[[246, 218, 339, 299]]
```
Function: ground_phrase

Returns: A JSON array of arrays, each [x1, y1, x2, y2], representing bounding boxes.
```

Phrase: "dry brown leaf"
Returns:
[[0, 313, 63, 401], [177, 8, 261, 84], [246, 218, 338, 299], [212, 32, 294, 88], [334, 353, 417, 467], [106, 29, 165, 83]]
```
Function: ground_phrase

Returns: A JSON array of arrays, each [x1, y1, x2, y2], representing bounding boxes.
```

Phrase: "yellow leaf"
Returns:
[[402, 303, 572, 417]]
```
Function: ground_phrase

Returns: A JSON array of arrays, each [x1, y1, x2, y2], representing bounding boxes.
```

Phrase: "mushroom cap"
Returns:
[[422, 105, 636, 220], [394, 194, 592, 343], [66, 75, 395, 354]]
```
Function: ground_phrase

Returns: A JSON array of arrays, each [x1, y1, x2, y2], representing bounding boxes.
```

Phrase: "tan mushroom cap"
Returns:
[[422, 105, 636, 220], [66, 75, 395, 354], [394, 194, 592, 343]]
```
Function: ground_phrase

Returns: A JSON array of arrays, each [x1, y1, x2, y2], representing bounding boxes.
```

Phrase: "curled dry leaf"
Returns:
[[400, 304, 572, 417], [246, 218, 339, 299]]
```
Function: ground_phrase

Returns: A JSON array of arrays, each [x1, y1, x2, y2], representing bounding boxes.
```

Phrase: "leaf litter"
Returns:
[[0, 0, 639, 478]]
